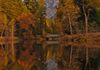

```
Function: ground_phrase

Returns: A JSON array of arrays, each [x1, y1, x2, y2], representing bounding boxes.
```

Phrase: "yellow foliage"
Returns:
[[89, 0, 100, 10], [0, 12, 8, 33], [47, 50, 52, 60], [46, 48, 56, 60], [0, 12, 7, 25], [0, 0, 29, 19], [46, 18, 54, 27], [46, 19, 50, 27], [37, 0, 45, 7], [64, 0, 79, 13]]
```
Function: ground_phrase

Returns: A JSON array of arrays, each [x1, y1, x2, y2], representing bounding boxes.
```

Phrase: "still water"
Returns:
[[0, 39, 100, 70]]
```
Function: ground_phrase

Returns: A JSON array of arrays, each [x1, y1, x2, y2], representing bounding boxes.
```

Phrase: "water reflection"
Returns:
[[0, 39, 100, 70], [16, 40, 100, 70]]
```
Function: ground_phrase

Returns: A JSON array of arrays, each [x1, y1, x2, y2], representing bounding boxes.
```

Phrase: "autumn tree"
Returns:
[[0, 0, 29, 36], [0, 0, 29, 64], [57, 0, 80, 34], [16, 13, 36, 39], [88, 0, 100, 31], [0, 12, 7, 36], [56, 0, 80, 68], [75, 0, 98, 69], [23, 0, 45, 35]]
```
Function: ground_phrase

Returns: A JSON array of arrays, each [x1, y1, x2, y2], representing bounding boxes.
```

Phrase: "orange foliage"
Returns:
[[16, 13, 36, 30], [17, 41, 38, 69], [18, 51, 37, 68]]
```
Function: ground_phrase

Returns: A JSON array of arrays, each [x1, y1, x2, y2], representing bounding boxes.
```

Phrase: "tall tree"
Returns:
[[0, 0, 28, 63], [57, 0, 80, 67], [23, 0, 45, 35], [75, 0, 90, 70]]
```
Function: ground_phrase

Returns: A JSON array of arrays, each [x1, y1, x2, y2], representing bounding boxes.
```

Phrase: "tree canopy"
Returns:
[[0, 0, 28, 19]]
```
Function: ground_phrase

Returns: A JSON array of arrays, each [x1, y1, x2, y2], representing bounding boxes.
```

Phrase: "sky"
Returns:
[[45, 0, 59, 19]]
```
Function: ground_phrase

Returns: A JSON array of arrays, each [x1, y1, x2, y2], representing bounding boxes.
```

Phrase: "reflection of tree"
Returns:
[[0, 0, 29, 67], [15, 40, 45, 70]]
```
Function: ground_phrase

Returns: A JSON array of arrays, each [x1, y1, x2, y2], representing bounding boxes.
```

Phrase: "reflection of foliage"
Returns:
[[0, 0, 100, 70], [15, 41, 45, 69]]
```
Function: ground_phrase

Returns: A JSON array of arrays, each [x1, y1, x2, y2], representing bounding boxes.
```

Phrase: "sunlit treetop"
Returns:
[[37, 0, 45, 7], [89, 0, 100, 10], [0, 0, 29, 19]]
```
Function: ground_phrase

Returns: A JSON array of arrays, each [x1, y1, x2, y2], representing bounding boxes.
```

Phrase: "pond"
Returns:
[[0, 38, 100, 70]]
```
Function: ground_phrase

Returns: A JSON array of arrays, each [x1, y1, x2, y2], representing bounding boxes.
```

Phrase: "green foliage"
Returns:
[[96, 11, 100, 23]]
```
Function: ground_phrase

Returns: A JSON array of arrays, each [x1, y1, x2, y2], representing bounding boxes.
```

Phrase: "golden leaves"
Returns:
[[38, 0, 45, 7]]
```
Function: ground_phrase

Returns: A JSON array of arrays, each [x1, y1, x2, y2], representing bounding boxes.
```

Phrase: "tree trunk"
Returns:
[[68, 13, 73, 68], [82, 3, 89, 70], [11, 19, 15, 62]]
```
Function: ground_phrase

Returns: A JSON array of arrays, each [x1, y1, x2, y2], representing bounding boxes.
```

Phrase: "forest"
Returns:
[[0, 0, 100, 70]]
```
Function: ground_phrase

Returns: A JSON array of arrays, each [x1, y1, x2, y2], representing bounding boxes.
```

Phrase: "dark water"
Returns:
[[0, 39, 100, 70], [15, 40, 100, 70]]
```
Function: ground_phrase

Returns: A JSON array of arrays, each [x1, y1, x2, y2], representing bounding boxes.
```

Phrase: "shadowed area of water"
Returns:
[[0, 38, 100, 70]]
